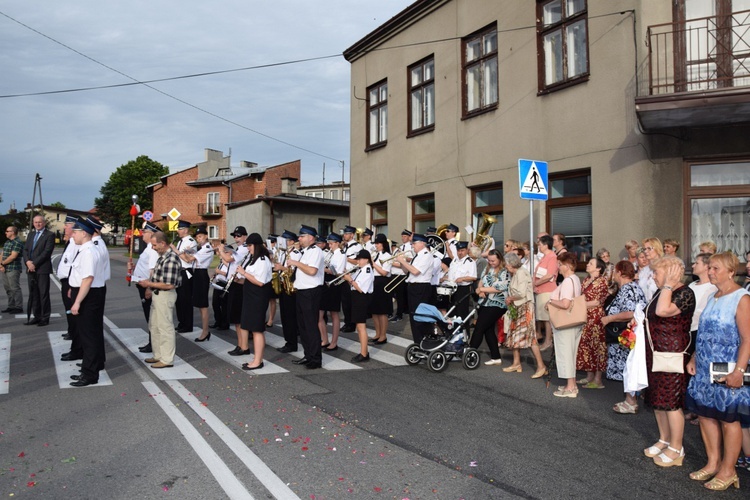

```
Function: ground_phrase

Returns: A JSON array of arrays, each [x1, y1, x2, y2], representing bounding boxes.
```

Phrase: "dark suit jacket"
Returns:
[[24, 229, 55, 274]]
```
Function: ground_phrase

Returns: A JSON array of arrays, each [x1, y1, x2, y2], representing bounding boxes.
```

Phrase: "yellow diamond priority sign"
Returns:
[[168, 208, 181, 221]]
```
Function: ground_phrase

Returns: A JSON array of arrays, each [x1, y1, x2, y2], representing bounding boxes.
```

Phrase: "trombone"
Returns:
[[383, 235, 444, 293], [326, 268, 357, 287], [378, 249, 413, 265]]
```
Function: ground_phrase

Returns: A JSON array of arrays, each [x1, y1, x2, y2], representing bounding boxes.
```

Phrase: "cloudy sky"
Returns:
[[0, 0, 408, 213]]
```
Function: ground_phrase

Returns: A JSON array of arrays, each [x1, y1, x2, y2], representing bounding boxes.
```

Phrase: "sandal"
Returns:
[[689, 469, 716, 481], [654, 446, 684, 467], [613, 400, 638, 414], [583, 382, 605, 389], [644, 439, 669, 458], [704, 474, 740, 490], [577, 377, 592, 385]]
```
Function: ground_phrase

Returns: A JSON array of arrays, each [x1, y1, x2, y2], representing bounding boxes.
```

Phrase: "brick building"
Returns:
[[148, 149, 301, 242]]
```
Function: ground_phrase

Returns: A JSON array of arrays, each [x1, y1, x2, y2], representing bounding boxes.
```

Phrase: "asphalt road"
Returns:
[[1, 252, 747, 499]]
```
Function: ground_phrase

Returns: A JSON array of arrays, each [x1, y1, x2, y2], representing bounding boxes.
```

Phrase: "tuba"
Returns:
[[473, 213, 497, 252], [436, 224, 449, 240]]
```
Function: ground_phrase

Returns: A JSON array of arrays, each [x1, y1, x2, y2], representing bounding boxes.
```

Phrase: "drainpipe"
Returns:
[[269, 198, 275, 234]]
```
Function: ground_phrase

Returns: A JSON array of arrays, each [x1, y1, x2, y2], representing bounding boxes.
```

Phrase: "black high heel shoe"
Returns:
[[194, 332, 211, 342]]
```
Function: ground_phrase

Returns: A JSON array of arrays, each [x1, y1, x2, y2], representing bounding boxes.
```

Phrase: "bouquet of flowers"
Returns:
[[618, 328, 636, 350], [507, 301, 518, 321]]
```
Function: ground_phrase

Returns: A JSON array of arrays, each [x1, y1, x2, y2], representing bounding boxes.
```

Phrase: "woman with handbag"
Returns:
[[603, 260, 647, 413], [502, 252, 547, 377], [685, 252, 750, 490], [576, 258, 609, 389], [546, 252, 583, 398], [642, 256, 695, 467]]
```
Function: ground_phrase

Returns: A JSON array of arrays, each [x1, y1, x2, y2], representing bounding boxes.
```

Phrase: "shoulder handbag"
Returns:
[[645, 303, 690, 374], [548, 278, 587, 329], [603, 300, 628, 344]]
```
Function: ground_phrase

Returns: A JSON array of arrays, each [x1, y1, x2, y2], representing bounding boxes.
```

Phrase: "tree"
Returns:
[[49, 201, 66, 209], [94, 156, 168, 229]]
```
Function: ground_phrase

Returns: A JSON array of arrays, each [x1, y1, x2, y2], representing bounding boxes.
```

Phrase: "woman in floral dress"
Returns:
[[576, 258, 609, 389]]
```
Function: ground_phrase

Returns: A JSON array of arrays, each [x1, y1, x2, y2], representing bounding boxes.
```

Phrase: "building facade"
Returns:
[[344, 0, 750, 262], [297, 181, 351, 202]]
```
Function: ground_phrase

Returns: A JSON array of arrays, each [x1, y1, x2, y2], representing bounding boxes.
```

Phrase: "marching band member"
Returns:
[[340, 225, 362, 333], [85, 215, 110, 369], [184, 227, 214, 342], [57, 215, 81, 362], [319, 233, 345, 351], [266, 234, 279, 328], [435, 257, 453, 314], [368, 234, 392, 344], [210, 244, 232, 331], [236, 233, 273, 370], [287, 225, 325, 369], [274, 230, 301, 353], [171, 220, 197, 333], [362, 228, 376, 254], [131, 222, 160, 353], [221, 226, 249, 355], [444, 223, 459, 261], [389, 229, 412, 322], [447, 241, 477, 331], [397, 233, 434, 344], [344, 249, 374, 362], [425, 226, 444, 305]]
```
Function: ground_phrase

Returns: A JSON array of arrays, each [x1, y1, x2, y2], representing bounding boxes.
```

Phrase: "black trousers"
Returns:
[[212, 286, 229, 328], [407, 282, 433, 343], [469, 306, 505, 360], [73, 286, 106, 381], [137, 284, 152, 344], [296, 286, 323, 364], [279, 292, 298, 349], [60, 278, 81, 356], [341, 284, 353, 325], [176, 269, 193, 330], [392, 275, 408, 316], [451, 286, 472, 335], [27, 272, 51, 321]]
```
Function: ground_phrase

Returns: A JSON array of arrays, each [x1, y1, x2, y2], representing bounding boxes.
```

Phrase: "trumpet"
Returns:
[[326, 268, 357, 287], [379, 249, 413, 264]]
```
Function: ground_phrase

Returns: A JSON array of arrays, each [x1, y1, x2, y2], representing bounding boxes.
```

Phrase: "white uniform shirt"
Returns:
[[392, 242, 412, 275], [56, 240, 79, 279], [92, 235, 110, 283], [448, 255, 478, 286], [352, 264, 374, 293], [214, 261, 229, 285], [194, 242, 214, 269], [131, 242, 158, 282], [176, 235, 198, 269], [363, 240, 376, 254], [343, 241, 363, 272], [68, 241, 98, 288], [430, 253, 443, 286], [446, 238, 458, 261], [372, 251, 392, 277], [294, 245, 324, 290], [243, 255, 273, 285], [329, 248, 347, 275], [406, 249, 434, 284]]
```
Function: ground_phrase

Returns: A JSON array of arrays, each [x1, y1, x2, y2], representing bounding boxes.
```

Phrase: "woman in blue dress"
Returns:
[[685, 252, 750, 491]]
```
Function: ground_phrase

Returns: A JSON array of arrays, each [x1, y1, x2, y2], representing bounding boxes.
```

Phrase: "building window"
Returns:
[[471, 184, 504, 249], [686, 159, 750, 260], [366, 79, 388, 150], [408, 56, 435, 135], [318, 219, 334, 237], [207, 192, 220, 214], [343, 189, 350, 202], [305, 191, 324, 199], [330, 190, 338, 200], [547, 169, 592, 266], [370, 202, 388, 236], [208, 225, 219, 240], [412, 195, 435, 234], [537, 0, 589, 93], [462, 23, 498, 118]]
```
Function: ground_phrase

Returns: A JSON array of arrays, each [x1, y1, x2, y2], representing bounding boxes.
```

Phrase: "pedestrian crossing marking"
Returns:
[[13, 313, 62, 319], [263, 330, 363, 371], [365, 327, 413, 348], [47, 332, 113, 389], [177, 329, 288, 375], [0, 334, 10, 394], [109, 328, 206, 381]]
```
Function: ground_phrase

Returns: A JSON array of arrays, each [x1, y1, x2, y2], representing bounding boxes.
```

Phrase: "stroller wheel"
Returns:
[[462, 348, 480, 370], [404, 343, 422, 365], [427, 350, 448, 372]]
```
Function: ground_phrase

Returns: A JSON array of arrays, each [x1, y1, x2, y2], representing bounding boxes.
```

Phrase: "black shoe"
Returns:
[[61, 352, 83, 361], [70, 377, 98, 387], [241, 362, 264, 370], [351, 353, 371, 363], [139, 344, 152, 353], [194, 332, 211, 342], [341, 325, 356, 333], [276, 345, 296, 353], [62, 334, 72, 341], [292, 358, 310, 365], [305, 362, 322, 369], [76, 363, 82, 367], [8, 308, 23, 314], [37, 320, 49, 327], [228, 346, 241, 355], [229, 348, 251, 356], [325, 345, 338, 351], [176, 328, 193, 333], [1, 308, 9, 313], [373, 339, 387, 345], [24, 318, 39, 325]]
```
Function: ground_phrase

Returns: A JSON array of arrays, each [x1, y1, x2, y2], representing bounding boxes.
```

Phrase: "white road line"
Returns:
[[144, 381, 255, 500], [177, 330, 288, 375], [365, 327, 413, 348], [334, 335, 408, 366], [0, 334, 10, 394], [262, 330, 362, 371], [109, 327, 206, 380], [13, 313, 62, 319], [169, 381, 300, 500], [47, 331, 113, 389]]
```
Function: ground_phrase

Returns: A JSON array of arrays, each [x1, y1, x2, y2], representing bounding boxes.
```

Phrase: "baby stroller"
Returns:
[[404, 301, 481, 372]]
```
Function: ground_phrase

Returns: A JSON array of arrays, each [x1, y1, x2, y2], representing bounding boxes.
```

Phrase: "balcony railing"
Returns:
[[197, 203, 222, 218], [645, 9, 750, 95]]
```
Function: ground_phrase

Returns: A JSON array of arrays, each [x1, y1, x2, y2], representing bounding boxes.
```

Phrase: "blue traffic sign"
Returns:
[[142, 210, 154, 221], [519, 159, 549, 201]]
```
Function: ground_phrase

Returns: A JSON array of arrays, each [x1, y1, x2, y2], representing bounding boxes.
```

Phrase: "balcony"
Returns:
[[636, 9, 750, 130], [197, 203, 223, 218]]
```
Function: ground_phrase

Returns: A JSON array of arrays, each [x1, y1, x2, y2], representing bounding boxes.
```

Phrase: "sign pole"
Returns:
[[529, 200, 535, 314], [127, 195, 139, 286]]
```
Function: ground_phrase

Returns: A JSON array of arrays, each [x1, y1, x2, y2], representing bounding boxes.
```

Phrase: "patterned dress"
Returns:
[[686, 288, 750, 426], [576, 276, 609, 372], [605, 281, 647, 381], [504, 266, 536, 349], [644, 287, 695, 411]]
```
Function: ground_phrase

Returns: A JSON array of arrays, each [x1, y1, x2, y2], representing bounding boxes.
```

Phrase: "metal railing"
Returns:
[[197, 203, 222, 216], [645, 9, 750, 95]]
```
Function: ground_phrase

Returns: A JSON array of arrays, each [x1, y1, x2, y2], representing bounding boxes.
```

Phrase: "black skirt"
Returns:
[[227, 281, 244, 325], [351, 290, 372, 324], [241, 281, 272, 333], [320, 275, 342, 312], [191, 268, 210, 308], [369, 276, 392, 315]]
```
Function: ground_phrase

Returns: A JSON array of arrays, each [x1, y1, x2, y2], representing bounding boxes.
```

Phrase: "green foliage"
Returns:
[[94, 156, 168, 229], [49, 201, 66, 209]]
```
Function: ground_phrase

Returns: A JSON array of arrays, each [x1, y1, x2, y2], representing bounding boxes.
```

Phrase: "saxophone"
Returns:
[[271, 248, 283, 295], [277, 246, 297, 295]]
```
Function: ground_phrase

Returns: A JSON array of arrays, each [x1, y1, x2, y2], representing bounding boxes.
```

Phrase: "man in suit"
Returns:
[[24, 214, 55, 326]]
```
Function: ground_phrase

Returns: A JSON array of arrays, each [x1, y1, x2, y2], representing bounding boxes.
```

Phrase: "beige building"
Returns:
[[344, 0, 750, 263], [297, 181, 351, 202]]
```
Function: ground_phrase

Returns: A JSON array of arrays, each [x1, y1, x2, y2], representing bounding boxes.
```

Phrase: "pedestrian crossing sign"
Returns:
[[518, 159, 549, 201]]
